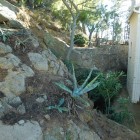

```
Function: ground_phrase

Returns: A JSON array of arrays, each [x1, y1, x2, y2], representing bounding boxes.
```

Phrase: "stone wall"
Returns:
[[44, 32, 128, 72], [72, 45, 128, 71]]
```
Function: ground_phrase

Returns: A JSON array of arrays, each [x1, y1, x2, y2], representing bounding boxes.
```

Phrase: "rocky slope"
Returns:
[[0, 1, 139, 140]]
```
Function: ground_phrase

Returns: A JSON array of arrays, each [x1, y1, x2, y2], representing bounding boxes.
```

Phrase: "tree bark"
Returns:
[[66, 16, 77, 60]]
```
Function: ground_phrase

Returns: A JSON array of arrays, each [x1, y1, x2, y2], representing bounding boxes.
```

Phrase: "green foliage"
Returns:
[[55, 65, 100, 106], [47, 98, 68, 113], [20, 0, 44, 8], [110, 97, 135, 125], [74, 34, 86, 47], [0, 29, 12, 43], [52, 8, 71, 30], [89, 71, 124, 114]]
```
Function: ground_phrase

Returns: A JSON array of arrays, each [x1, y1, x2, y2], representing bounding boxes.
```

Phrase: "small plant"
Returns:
[[55, 65, 100, 106], [74, 34, 86, 47], [0, 29, 12, 42], [110, 97, 135, 125], [47, 98, 68, 113]]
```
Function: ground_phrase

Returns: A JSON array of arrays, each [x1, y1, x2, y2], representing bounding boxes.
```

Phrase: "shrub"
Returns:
[[74, 34, 86, 47], [110, 97, 135, 125], [89, 71, 124, 114]]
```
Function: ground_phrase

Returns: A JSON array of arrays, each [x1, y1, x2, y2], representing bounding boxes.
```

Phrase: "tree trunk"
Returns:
[[88, 25, 94, 47], [66, 16, 77, 60], [82, 23, 86, 34], [95, 31, 99, 47]]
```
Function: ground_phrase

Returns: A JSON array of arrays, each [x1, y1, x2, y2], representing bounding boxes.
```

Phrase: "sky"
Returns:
[[100, 0, 132, 40]]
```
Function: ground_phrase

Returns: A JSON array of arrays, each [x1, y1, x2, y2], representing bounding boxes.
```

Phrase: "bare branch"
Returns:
[[62, 0, 74, 17]]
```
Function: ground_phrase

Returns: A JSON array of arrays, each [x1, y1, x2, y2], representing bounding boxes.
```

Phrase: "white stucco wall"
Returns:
[[127, 12, 140, 103]]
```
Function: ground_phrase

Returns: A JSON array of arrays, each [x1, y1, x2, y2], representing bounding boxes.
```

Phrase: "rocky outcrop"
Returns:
[[0, 43, 34, 98], [44, 119, 101, 140], [28, 52, 49, 71], [28, 49, 68, 76], [0, 42, 12, 54], [0, 0, 23, 29], [0, 121, 43, 140]]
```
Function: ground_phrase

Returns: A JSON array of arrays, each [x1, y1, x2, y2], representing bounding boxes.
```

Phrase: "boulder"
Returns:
[[0, 43, 12, 54], [0, 121, 43, 140], [0, 53, 34, 97], [28, 52, 48, 71], [42, 49, 68, 76], [0, 0, 18, 22], [44, 119, 101, 140], [0, 53, 21, 70], [28, 50, 68, 76], [0, 71, 26, 96]]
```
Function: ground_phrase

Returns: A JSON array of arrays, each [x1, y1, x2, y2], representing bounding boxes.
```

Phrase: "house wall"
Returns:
[[127, 12, 140, 103]]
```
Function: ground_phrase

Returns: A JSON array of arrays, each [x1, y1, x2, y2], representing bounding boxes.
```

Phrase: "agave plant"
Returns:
[[55, 65, 100, 106], [47, 98, 68, 113]]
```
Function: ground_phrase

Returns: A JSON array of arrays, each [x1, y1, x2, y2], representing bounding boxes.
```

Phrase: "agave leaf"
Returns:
[[60, 107, 69, 112], [58, 98, 65, 107], [84, 74, 99, 88], [55, 82, 72, 94], [47, 106, 55, 110], [72, 64, 78, 90], [81, 82, 100, 95], [58, 108, 63, 113], [3, 35, 6, 42], [58, 107, 68, 113], [78, 75, 100, 95], [79, 68, 94, 91]]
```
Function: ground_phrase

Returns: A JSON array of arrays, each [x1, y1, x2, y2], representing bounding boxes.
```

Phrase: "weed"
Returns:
[[0, 29, 12, 42], [110, 97, 135, 125]]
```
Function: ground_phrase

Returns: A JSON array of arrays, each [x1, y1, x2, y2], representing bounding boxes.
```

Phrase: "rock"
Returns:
[[0, 0, 18, 22], [8, 96, 22, 107], [44, 114, 50, 121], [28, 53, 48, 71], [17, 104, 26, 115], [36, 97, 45, 103], [6, 54, 21, 67], [0, 99, 13, 119], [0, 0, 18, 14], [44, 120, 100, 140], [0, 54, 21, 69], [0, 62, 34, 97], [0, 121, 43, 140], [66, 120, 101, 140], [43, 95, 47, 100], [7, 20, 23, 29], [18, 120, 25, 125], [1, 71, 26, 96], [43, 32, 68, 59], [29, 36, 39, 48], [42, 49, 68, 76], [0, 101, 2, 108], [21, 64, 35, 77], [44, 126, 65, 140], [0, 42, 12, 54]]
